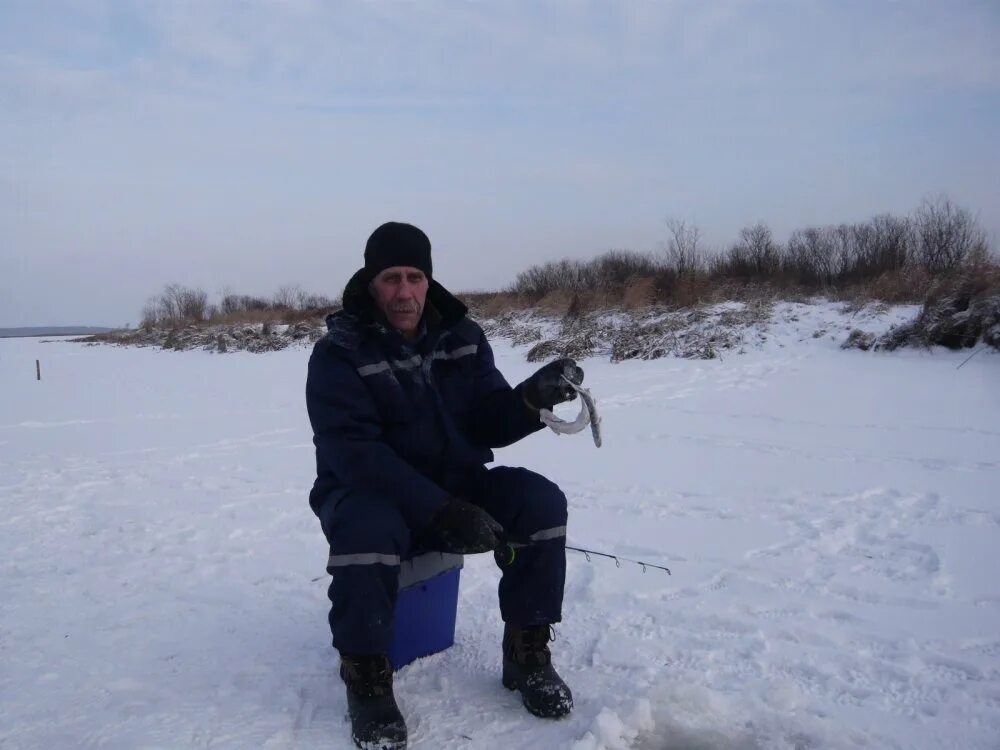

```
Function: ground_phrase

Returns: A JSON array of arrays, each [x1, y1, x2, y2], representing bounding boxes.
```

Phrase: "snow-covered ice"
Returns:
[[1, 302, 998, 749]]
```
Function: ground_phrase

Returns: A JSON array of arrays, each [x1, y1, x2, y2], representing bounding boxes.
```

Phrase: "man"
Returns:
[[306, 221, 584, 749]]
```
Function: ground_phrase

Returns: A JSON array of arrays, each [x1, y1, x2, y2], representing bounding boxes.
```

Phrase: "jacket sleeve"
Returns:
[[306, 342, 449, 530], [466, 329, 546, 449]]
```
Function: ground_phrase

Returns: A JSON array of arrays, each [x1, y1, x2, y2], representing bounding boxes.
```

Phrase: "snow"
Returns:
[[1, 302, 998, 749]]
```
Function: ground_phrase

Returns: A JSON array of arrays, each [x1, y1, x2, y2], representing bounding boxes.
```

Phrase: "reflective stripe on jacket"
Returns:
[[306, 275, 543, 529]]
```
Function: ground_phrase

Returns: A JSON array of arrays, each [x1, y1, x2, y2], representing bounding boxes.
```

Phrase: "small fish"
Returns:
[[573, 380, 603, 448], [538, 376, 602, 448]]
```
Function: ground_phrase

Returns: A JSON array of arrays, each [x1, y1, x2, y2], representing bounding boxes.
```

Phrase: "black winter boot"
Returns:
[[340, 654, 407, 750], [502, 624, 574, 718]]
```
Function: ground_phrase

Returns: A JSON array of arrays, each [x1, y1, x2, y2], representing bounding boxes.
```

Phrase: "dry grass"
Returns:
[[924, 264, 1000, 305], [875, 270, 1000, 352], [502, 258, 984, 316], [459, 291, 538, 318], [535, 289, 577, 317], [137, 304, 338, 332], [129, 264, 998, 338], [622, 277, 656, 310], [833, 267, 936, 305], [205, 307, 335, 327]]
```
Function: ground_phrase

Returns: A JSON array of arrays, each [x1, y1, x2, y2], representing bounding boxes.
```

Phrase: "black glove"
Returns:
[[521, 358, 584, 411], [421, 497, 504, 554]]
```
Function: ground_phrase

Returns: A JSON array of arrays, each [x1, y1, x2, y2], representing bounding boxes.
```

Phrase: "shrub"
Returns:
[[913, 195, 989, 273], [508, 250, 663, 300], [711, 223, 783, 280]]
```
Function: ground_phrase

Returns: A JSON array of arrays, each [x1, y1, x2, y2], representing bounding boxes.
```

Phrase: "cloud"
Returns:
[[5, 1, 997, 115], [1, 0, 998, 326], [0, 54, 117, 110]]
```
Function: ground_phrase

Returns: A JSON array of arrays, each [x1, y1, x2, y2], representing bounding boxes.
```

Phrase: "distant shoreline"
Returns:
[[0, 327, 115, 339]]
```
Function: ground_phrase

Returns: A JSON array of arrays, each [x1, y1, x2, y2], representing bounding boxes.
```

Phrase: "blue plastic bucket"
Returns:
[[388, 554, 463, 670]]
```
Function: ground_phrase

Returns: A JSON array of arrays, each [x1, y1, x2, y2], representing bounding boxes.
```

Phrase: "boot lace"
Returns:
[[341, 654, 393, 698], [512, 625, 555, 667]]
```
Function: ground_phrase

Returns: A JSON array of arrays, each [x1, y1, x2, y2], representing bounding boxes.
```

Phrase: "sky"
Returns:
[[2, 0, 999, 327]]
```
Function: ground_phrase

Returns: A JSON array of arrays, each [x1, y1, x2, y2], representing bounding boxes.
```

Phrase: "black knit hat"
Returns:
[[364, 222, 432, 280]]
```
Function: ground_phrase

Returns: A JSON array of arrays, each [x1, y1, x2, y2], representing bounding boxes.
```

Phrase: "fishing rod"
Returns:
[[313, 380, 674, 581], [309, 544, 674, 583], [566, 544, 671, 575], [495, 540, 671, 575]]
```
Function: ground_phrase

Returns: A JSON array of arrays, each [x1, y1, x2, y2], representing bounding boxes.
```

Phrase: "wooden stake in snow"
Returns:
[[36, 359, 41, 381]]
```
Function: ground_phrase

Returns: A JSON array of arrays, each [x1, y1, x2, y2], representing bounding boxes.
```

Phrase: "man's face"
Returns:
[[370, 265, 429, 338]]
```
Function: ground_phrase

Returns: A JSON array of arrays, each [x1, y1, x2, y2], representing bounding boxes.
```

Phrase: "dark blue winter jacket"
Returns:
[[306, 274, 544, 529]]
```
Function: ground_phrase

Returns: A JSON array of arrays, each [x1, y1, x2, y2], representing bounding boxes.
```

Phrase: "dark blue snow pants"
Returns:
[[318, 466, 568, 656]]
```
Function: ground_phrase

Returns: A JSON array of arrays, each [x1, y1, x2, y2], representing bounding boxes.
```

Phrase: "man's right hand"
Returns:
[[421, 497, 503, 554]]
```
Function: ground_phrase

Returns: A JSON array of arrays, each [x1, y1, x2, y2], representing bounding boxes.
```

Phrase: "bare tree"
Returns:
[[784, 216, 911, 285], [509, 251, 663, 298], [913, 195, 988, 273], [182, 289, 208, 320], [740, 222, 782, 277], [140, 300, 160, 329], [220, 294, 244, 315], [786, 226, 837, 285], [591, 250, 660, 291], [143, 283, 209, 325], [298, 293, 336, 310], [850, 221, 877, 280], [868, 213, 911, 273], [219, 293, 243, 315], [157, 283, 183, 321], [664, 218, 703, 275], [510, 258, 583, 297], [243, 295, 271, 312], [830, 224, 855, 279], [710, 223, 782, 280], [273, 284, 303, 310]]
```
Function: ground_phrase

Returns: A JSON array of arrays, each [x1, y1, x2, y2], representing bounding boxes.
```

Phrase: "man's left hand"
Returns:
[[522, 358, 584, 411]]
